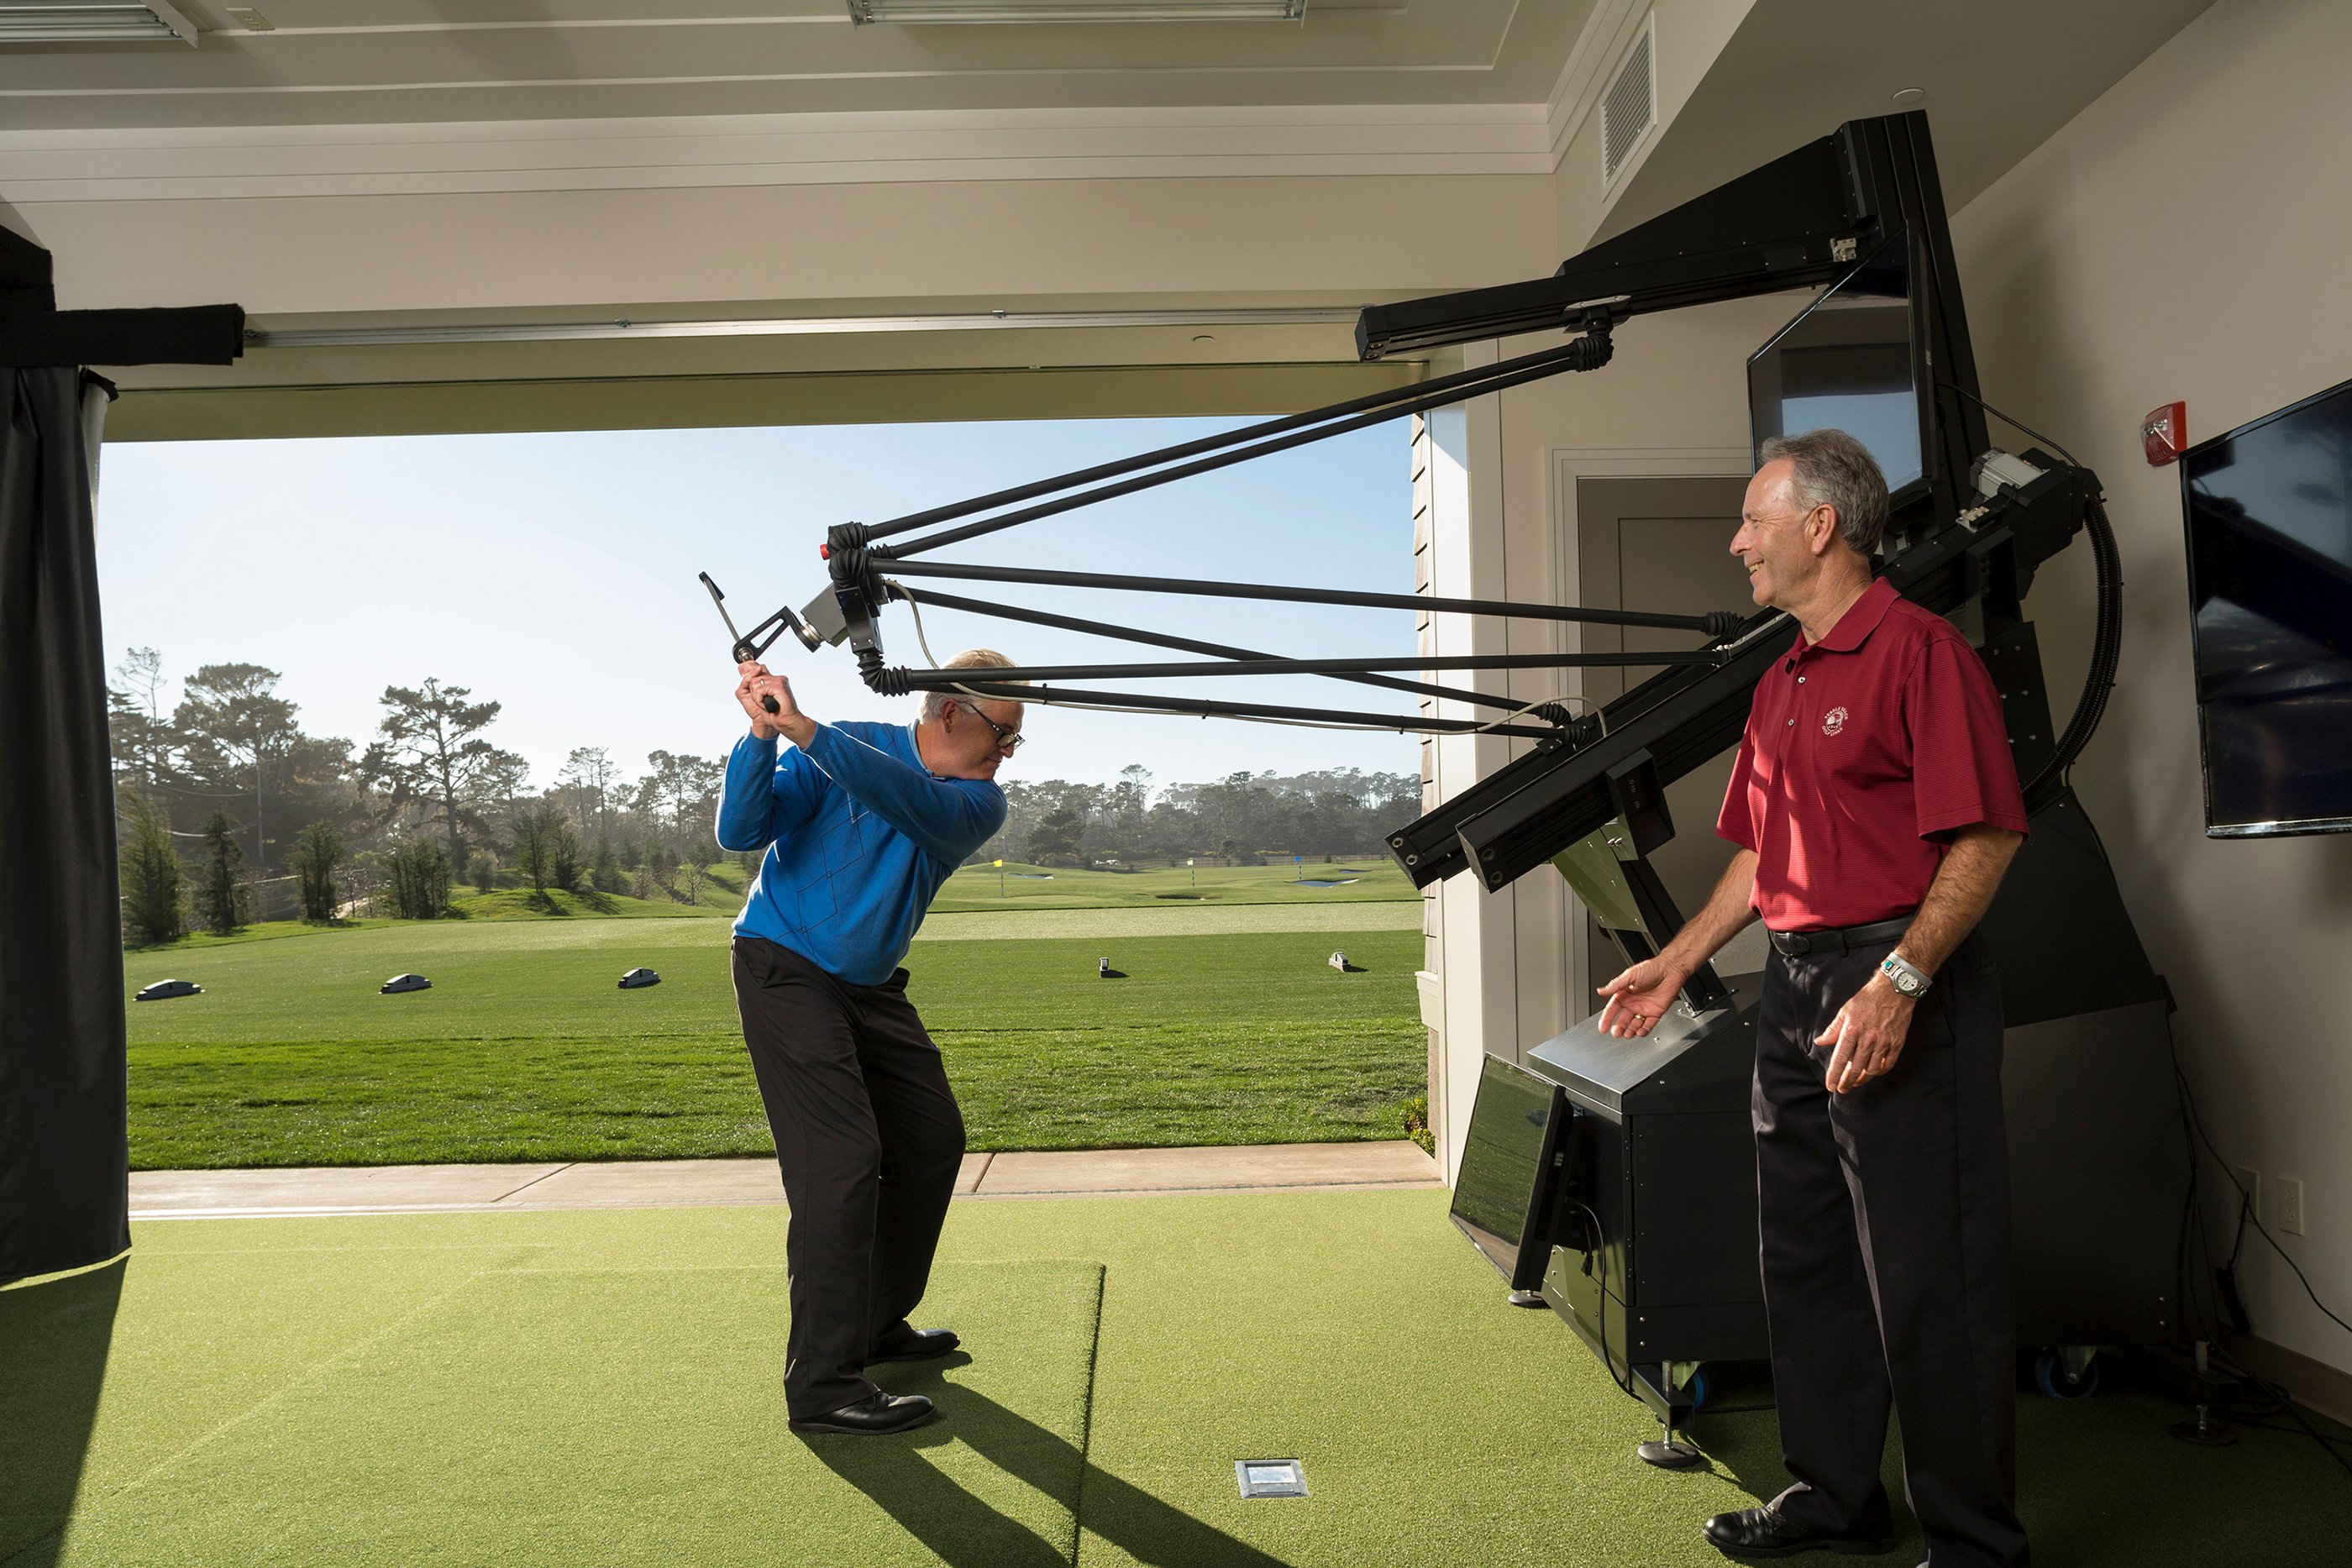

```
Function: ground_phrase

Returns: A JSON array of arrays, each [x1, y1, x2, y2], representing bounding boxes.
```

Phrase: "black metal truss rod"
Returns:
[[878, 557, 1739, 635], [914, 679, 1562, 740], [857, 334, 1611, 548], [872, 326, 1617, 560], [882, 580, 1535, 716], [885, 650, 1717, 687]]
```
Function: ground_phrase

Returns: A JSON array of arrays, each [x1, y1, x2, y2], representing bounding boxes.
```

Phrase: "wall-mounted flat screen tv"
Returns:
[[1748, 239, 1929, 503], [2181, 378, 2352, 837]]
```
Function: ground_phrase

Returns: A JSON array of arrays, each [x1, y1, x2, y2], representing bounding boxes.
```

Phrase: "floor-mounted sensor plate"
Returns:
[[1235, 1459, 1308, 1498]]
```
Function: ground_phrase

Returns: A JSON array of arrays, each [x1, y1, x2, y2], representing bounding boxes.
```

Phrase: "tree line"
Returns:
[[109, 649, 1420, 946], [983, 764, 1419, 868], [111, 651, 736, 945]]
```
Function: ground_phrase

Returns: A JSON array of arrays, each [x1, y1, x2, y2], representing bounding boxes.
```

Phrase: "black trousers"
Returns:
[[731, 936, 967, 1419], [1753, 931, 2029, 1568]]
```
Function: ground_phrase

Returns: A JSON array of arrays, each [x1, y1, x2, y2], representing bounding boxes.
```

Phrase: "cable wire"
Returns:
[[1940, 381, 2082, 469], [895, 579, 1529, 737]]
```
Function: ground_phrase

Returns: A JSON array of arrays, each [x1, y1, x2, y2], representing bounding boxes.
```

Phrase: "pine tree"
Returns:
[[290, 820, 344, 922], [384, 837, 452, 919], [196, 810, 250, 934], [591, 836, 624, 894], [118, 784, 185, 946]]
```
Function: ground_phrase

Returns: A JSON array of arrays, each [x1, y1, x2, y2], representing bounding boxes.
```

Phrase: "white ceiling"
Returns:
[[0, 1, 1597, 130], [1597, 0, 2220, 239]]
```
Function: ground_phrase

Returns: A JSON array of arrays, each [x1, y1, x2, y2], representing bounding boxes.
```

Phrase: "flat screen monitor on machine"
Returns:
[[1747, 239, 1929, 503]]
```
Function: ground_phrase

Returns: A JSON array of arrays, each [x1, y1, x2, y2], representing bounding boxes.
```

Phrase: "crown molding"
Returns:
[[0, 102, 1558, 202]]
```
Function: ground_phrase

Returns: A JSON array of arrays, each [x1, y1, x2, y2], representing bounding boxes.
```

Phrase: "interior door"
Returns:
[[1575, 475, 1770, 984]]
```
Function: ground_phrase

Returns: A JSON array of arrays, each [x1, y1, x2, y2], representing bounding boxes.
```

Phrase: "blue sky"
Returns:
[[95, 417, 1420, 794]]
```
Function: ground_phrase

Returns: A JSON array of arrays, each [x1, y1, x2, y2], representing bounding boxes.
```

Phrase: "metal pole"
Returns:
[[859, 335, 1607, 545], [919, 679, 1562, 738], [891, 650, 1715, 684], [879, 557, 1731, 633], [885, 581, 1586, 715], [875, 329, 1614, 560]]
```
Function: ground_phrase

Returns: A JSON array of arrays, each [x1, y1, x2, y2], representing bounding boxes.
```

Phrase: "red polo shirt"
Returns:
[[1716, 576, 2029, 932]]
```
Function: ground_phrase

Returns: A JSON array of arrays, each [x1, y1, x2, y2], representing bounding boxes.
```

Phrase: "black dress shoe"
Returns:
[[866, 1326, 960, 1365], [789, 1391, 938, 1436], [1703, 1505, 1896, 1559]]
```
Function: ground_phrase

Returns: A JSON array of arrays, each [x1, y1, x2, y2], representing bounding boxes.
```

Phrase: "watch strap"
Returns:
[[1879, 952, 1931, 996]]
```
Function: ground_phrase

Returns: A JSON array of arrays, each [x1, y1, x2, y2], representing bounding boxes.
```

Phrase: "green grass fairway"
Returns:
[[928, 859, 1415, 910], [124, 912, 1425, 1168], [11, 1193, 2348, 1567]]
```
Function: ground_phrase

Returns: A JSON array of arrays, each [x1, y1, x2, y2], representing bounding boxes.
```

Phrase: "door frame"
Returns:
[[1547, 446, 1753, 1005]]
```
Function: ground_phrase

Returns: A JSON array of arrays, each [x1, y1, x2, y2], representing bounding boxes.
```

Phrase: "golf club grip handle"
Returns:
[[761, 695, 780, 714]]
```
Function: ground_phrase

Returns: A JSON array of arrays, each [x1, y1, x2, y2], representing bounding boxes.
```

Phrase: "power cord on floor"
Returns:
[[2052, 792, 2352, 1483], [2169, 1043, 2352, 1485]]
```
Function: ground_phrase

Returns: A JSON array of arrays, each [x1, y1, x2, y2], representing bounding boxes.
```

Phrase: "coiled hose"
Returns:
[[2022, 492, 2123, 814]]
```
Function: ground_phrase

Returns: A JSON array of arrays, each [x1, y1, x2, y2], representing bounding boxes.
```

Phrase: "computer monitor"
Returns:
[[2180, 378, 2352, 837], [1748, 239, 1929, 502], [1449, 1056, 1573, 1293]]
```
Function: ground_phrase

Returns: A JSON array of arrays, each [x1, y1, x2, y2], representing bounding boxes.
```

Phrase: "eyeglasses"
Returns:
[[958, 700, 1025, 753]]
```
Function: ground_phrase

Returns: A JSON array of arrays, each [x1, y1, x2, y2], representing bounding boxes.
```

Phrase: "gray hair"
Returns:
[[1760, 428, 1889, 557], [918, 648, 1022, 723]]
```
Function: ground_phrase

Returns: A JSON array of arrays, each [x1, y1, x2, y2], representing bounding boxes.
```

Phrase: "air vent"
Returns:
[[0, 3, 200, 45], [1600, 14, 1656, 190]]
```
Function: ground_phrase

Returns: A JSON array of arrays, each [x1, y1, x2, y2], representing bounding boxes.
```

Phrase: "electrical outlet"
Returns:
[[2277, 1177, 2306, 1236], [2235, 1166, 2261, 1218]]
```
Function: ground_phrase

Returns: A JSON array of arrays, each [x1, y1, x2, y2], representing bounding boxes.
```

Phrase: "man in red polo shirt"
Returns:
[[1596, 428, 2031, 1568]]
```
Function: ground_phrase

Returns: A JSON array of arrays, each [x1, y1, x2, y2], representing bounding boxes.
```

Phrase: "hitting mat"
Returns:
[[6, 1253, 1105, 1568], [11, 1193, 2352, 1567]]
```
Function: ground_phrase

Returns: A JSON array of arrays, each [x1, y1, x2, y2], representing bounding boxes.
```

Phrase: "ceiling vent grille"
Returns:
[[1600, 14, 1656, 190], [0, 3, 201, 45]]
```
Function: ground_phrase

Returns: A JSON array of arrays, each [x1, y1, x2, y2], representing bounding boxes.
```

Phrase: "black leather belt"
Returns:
[[1767, 915, 1912, 957]]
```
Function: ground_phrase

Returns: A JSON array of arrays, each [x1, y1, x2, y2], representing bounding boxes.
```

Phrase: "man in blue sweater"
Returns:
[[719, 648, 1019, 1436]]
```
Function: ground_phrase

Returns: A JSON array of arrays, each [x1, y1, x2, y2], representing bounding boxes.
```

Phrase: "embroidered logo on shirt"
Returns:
[[1822, 705, 1850, 737]]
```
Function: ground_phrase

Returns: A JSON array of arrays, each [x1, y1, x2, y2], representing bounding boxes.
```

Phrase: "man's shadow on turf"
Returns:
[[806, 1355, 1291, 1568]]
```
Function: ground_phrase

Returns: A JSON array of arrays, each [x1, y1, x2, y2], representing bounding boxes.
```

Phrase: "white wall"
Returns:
[[1420, 296, 1796, 1180], [1952, 0, 2352, 1376]]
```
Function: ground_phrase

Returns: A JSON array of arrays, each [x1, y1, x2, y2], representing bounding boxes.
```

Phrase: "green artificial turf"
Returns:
[[4, 1249, 1104, 1568], [8, 1192, 2349, 1567], [124, 917, 1425, 1168]]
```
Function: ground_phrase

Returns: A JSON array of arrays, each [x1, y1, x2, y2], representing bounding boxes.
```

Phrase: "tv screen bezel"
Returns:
[[1746, 233, 1936, 513], [2177, 374, 2352, 840]]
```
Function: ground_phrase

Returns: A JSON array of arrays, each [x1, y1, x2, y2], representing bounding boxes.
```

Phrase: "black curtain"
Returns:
[[0, 366, 127, 1284]]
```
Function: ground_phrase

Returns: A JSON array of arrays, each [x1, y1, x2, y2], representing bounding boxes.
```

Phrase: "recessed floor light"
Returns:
[[1235, 1458, 1307, 1498]]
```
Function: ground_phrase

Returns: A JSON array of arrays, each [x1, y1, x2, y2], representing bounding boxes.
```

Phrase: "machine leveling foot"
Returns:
[[2170, 1403, 2239, 1447], [1638, 1424, 1704, 1469]]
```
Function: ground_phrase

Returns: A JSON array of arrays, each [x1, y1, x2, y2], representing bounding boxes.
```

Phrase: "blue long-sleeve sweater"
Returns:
[[715, 721, 1005, 986]]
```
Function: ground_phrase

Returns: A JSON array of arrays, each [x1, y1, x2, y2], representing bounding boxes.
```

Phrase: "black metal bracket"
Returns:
[[698, 571, 815, 665], [2, 228, 244, 368]]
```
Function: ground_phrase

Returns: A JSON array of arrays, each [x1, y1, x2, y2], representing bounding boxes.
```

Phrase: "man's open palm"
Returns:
[[1597, 958, 1684, 1039]]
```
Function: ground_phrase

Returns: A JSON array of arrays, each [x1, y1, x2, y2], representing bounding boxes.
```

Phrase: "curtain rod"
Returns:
[[244, 307, 1368, 350]]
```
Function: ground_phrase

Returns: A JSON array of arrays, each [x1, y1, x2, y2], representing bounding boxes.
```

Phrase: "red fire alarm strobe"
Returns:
[[2143, 401, 2187, 466]]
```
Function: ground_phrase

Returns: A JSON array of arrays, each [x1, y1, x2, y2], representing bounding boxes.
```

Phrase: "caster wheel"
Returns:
[[2036, 1349, 2100, 1400], [1687, 1367, 1712, 1412]]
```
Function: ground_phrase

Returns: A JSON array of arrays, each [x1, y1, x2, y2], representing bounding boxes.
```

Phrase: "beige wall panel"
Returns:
[[26, 173, 1560, 321], [1951, 0, 2352, 1375]]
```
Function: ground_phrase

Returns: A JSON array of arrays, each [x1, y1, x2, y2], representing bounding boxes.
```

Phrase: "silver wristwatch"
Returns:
[[1879, 952, 1932, 998]]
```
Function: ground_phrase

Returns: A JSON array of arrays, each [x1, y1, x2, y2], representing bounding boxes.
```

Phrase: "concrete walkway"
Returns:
[[129, 1141, 1443, 1220]]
